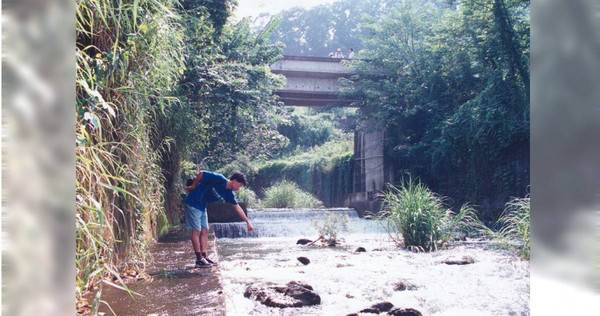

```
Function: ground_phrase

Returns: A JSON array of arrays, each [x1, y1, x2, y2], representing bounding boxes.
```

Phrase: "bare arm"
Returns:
[[233, 204, 254, 232], [186, 170, 203, 192]]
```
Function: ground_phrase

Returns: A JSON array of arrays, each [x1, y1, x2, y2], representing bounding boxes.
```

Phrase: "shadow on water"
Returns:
[[157, 230, 190, 243]]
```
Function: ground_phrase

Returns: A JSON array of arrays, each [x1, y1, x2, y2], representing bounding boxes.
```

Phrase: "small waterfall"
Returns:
[[211, 208, 384, 238], [249, 208, 359, 220]]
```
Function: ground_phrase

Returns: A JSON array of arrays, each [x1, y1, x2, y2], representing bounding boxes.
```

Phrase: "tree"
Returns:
[[271, 0, 397, 57], [178, 11, 287, 169], [343, 0, 530, 219]]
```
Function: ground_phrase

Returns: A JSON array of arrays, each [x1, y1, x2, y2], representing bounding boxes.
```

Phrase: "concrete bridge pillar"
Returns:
[[346, 118, 386, 216]]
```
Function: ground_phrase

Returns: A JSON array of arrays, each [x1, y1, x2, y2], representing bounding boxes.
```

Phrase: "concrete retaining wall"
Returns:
[[207, 202, 248, 223]]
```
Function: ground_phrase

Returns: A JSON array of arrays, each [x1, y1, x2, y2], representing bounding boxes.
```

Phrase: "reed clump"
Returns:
[[496, 196, 530, 259], [376, 178, 482, 252]]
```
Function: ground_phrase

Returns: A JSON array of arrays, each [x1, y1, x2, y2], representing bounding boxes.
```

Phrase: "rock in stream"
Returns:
[[244, 281, 321, 308]]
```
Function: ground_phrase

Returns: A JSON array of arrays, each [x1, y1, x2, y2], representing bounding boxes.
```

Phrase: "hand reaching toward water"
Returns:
[[233, 204, 254, 232]]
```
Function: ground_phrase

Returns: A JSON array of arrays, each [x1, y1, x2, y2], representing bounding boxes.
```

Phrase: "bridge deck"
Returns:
[[271, 55, 356, 107]]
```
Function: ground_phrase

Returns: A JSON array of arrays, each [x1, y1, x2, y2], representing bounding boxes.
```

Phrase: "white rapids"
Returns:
[[215, 209, 529, 316]]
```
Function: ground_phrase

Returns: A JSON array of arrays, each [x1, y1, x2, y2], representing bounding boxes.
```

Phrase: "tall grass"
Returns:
[[262, 180, 324, 208], [76, 0, 186, 310], [376, 179, 482, 252], [496, 196, 530, 259]]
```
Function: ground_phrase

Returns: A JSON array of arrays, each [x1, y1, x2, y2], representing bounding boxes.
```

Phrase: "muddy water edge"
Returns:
[[93, 230, 225, 316]]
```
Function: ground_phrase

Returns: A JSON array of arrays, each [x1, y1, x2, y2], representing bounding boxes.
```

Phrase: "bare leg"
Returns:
[[191, 230, 201, 252], [200, 229, 209, 253]]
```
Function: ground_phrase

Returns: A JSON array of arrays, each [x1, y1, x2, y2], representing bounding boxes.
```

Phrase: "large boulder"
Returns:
[[243, 284, 302, 308], [207, 202, 248, 223], [244, 281, 320, 308], [284, 281, 321, 306]]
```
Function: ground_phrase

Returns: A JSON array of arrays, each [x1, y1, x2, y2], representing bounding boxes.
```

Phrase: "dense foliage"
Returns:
[[217, 107, 357, 207], [275, 108, 345, 156], [75, 0, 286, 308], [76, 0, 186, 307], [180, 13, 287, 168], [253, 135, 354, 207], [235, 186, 261, 208], [343, 0, 530, 219]]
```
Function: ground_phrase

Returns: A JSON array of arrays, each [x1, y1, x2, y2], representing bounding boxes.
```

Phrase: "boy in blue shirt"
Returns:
[[184, 171, 254, 267]]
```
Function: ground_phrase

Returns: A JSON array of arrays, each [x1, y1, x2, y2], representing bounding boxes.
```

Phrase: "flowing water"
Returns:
[[216, 209, 530, 316]]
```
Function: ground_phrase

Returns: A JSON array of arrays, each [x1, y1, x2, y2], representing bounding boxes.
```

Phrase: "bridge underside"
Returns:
[[275, 90, 350, 107]]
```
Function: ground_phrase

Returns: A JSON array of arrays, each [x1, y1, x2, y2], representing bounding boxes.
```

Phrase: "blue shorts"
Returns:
[[185, 204, 208, 230]]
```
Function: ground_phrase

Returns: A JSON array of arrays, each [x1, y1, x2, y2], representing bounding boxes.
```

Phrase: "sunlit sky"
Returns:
[[233, 0, 341, 20]]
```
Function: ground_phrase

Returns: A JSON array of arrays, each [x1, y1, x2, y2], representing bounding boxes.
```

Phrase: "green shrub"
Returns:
[[497, 196, 530, 259], [235, 187, 261, 208], [377, 179, 481, 251], [311, 212, 350, 246], [262, 180, 324, 208]]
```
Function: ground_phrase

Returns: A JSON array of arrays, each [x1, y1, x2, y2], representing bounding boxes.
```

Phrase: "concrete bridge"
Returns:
[[270, 56, 388, 214], [270, 55, 354, 107]]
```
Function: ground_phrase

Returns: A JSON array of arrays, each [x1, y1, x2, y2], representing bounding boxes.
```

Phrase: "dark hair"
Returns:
[[229, 172, 247, 186], [186, 178, 193, 186], [349, 48, 354, 51]]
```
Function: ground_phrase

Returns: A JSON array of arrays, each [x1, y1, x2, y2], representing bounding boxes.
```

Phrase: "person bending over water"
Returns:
[[184, 171, 254, 267]]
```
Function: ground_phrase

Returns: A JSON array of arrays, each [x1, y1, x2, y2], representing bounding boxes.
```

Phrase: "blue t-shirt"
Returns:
[[184, 171, 238, 210]]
